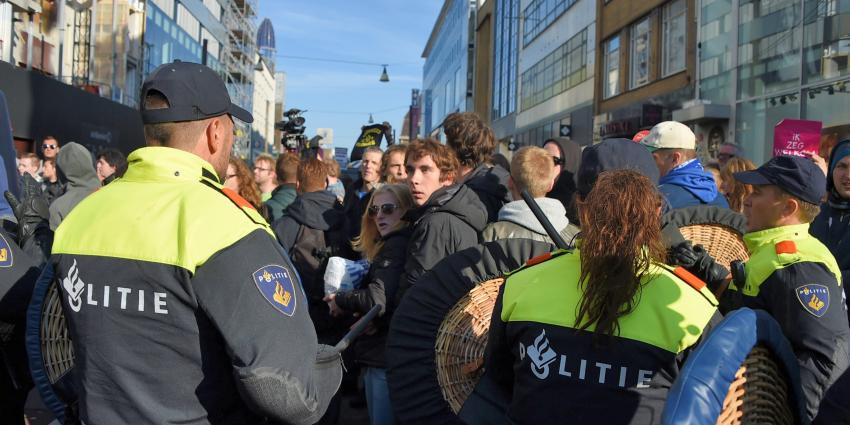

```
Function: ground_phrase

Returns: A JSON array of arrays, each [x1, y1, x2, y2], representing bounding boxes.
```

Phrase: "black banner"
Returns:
[[350, 124, 386, 162]]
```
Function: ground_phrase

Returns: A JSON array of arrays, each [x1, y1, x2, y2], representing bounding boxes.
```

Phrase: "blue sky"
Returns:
[[258, 1, 443, 153]]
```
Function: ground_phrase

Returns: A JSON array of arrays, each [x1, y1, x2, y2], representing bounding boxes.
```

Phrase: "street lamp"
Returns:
[[380, 65, 389, 82]]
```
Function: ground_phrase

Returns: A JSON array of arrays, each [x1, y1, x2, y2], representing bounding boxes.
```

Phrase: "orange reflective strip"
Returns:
[[526, 252, 552, 267], [775, 240, 797, 255], [221, 187, 255, 210], [672, 266, 706, 291]]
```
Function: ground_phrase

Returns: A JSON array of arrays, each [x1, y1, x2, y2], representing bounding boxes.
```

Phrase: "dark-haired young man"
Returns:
[[95, 148, 127, 185], [443, 112, 510, 222], [400, 139, 487, 296]]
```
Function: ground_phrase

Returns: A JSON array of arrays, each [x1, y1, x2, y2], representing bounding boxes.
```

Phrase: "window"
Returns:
[[445, 79, 454, 114], [493, 0, 519, 119], [519, 28, 589, 110], [630, 17, 651, 88], [604, 36, 620, 98], [663, 0, 687, 76], [455, 67, 464, 107], [522, 0, 579, 46]]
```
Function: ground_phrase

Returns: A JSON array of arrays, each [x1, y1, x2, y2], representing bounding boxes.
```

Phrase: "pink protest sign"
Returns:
[[773, 119, 822, 157]]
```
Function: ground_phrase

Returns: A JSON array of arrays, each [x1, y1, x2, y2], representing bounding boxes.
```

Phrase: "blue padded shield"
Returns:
[[25, 263, 67, 421], [662, 308, 807, 425]]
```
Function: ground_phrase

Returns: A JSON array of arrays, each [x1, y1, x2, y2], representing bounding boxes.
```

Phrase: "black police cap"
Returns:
[[140, 61, 253, 124], [734, 155, 826, 205]]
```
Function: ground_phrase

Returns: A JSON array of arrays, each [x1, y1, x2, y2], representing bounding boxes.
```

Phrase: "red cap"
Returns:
[[632, 130, 651, 143]]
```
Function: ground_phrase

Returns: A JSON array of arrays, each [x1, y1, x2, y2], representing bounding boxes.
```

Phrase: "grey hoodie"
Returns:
[[482, 197, 579, 246], [49, 142, 100, 230]]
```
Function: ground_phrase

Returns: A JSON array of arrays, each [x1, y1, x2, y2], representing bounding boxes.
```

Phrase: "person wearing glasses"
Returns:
[[225, 156, 266, 216], [253, 153, 278, 202], [326, 184, 414, 425], [543, 137, 582, 224], [40, 136, 60, 160]]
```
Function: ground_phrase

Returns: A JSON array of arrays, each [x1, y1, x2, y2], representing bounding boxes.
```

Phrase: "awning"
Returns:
[[672, 102, 731, 123], [5, 0, 42, 13]]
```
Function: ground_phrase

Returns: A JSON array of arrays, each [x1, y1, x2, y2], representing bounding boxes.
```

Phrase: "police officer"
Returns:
[[726, 155, 850, 420], [1, 174, 51, 424], [484, 168, 719, 425], [50, 62, 342, 424]]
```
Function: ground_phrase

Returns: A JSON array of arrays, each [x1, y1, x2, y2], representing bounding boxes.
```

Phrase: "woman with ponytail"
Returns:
[[484, 164, 720, 425]]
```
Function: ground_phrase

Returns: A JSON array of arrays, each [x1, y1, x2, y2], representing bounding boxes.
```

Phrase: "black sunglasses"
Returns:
[[42, 144, 57, 150], [553, 156, 565, 166], [368, 203, 399, 217]]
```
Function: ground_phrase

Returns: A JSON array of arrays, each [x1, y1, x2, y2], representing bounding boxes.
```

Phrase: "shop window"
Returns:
[[631, 17, 651, 88], [663, 0, 687, 77], [604, 35, 620, 98], [803, 0, 850, 84], [735, 92, 800, 164]]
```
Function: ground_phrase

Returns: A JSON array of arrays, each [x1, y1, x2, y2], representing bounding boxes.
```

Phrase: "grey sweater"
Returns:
[[482, 198, 579, 246]]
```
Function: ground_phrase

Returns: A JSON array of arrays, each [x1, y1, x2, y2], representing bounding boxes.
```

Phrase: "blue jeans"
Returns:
[[363, 367, 395, 425]]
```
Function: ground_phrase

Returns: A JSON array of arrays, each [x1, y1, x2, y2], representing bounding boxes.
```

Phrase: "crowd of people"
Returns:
[[1, 61, 849, 425]]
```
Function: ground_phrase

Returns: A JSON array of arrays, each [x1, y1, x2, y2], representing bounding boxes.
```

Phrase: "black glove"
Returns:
[[4, 174, 51, 258], [669, 241, 730, 293]]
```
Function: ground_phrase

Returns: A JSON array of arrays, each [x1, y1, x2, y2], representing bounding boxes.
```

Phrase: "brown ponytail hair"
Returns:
[[574, 170, 666, 337]]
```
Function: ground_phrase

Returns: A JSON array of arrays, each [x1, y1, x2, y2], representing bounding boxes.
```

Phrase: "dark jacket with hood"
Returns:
[[545, 137, 582, 224], [334, 226, 412, 368], [265, 182, 297, 222], [463, 163, 511, 223], [273, 190, 348, 342], [811, 138, 850, 324], [49, 142, 100, 230], [659, 159, 729, 210], [274, 190, 346, 252], [400, 184, 488, 297]]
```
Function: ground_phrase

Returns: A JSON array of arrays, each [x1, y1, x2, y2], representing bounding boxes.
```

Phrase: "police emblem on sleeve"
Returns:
[[0, 232, 12, 268], [796, 284, 830, 317], [253, 265, 297, 317]]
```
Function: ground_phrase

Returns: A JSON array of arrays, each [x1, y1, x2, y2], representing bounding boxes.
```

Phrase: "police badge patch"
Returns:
[[0, 232, 13, 268], [796, 284, 830, 317], [253, 265, 297, 317]]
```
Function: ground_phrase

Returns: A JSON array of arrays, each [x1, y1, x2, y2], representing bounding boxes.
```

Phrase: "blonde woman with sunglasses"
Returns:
[[325, 184, 414, 425]]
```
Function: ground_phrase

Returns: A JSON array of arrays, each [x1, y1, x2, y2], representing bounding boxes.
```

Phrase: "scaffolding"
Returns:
[[72, 7, 92, 87], [221, 0, 257, 154]]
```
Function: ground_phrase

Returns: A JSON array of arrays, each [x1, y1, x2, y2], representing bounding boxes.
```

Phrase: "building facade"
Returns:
[[0, 0, 258, 156], [250, 53, 274, 159], [686, 0, 850, 165], [512, 0, 596, 148], [421, 0, 482, 137], [594, 0, 697, 145]]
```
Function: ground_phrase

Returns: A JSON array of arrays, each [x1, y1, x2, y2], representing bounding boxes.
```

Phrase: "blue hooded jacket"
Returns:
[[659, 159, 728, 209], [0, 90, 17, 220], [810, 139, 850, 325]]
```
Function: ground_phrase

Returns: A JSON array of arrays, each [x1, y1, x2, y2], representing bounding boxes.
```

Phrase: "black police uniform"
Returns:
[[725, 156, 850, 420], [50, 62, 342, 425], [0, 225, 40, 424], [485, 249, 720, 424]]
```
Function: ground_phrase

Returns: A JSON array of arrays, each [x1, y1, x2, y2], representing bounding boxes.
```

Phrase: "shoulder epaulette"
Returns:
[[505, 249, 571, 277], [667, 265, 718, 307], [198, 170, 268, 227], [775, 240, 797, 255]]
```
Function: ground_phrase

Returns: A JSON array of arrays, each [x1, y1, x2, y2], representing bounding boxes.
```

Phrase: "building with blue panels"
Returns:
[[422, 0, 480, 137]]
